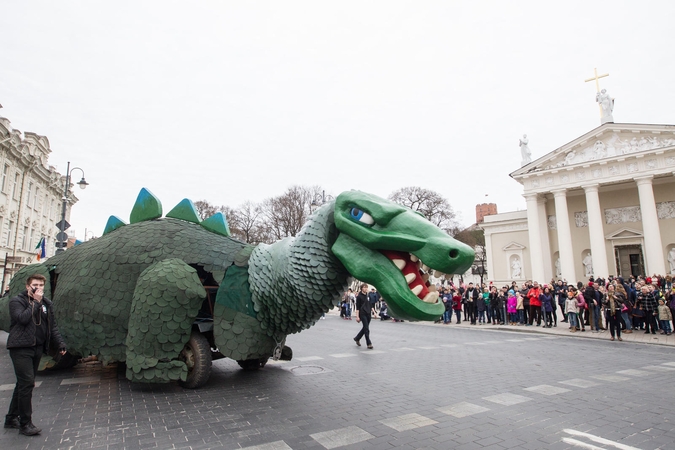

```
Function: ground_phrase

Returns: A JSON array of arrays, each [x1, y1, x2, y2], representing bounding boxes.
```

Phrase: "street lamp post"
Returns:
[[310, 190, 334, 212], [56, 161, 88, 253]]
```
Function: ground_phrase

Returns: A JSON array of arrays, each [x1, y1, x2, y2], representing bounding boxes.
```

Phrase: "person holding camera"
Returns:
[[5, 274, 66, 436]]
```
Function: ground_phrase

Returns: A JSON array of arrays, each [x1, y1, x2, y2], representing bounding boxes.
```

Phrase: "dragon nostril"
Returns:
[[449, 249, 459, 259]]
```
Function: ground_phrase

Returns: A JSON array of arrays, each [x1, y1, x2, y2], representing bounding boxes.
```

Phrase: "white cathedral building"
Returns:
[[482, 118, 675, 285]]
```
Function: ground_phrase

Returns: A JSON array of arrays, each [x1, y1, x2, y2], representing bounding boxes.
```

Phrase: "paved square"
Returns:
[[379, 412, 438, 432], [483, 393, 532, 406], [662, 362, 675, 367], [296, 356, 323, 362], [329, 353, 356, 358], [0, 381, 41, 391], [60, 376, 100, 385], [524, 384, 571, 395], [437, 402, 490, 418], [241, 441, 293, 450], [392, 347, 416, 351], [362, 349, 386, 355], [616, 369, 650, 376], [591, 374, 629, 382], [310, 426, 374, 449], [559, 378, 600, 388], [643, 365, 675, 372]]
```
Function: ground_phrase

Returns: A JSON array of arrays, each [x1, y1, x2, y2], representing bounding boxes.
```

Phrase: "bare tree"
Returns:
[[260, 186, 313, 241], [194, 200, 218, 221], [230, 201, 266, 244], [388, 187, 458, 233], [454, 226, 486, 284]]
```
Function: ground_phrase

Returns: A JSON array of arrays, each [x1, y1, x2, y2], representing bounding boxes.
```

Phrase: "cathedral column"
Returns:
[[583, 184, 609, 278], [484, 230, 495, 282], [635, 176, 666, 275], [524, 193, 545, 282], [552, 189, 577, 283], [537, 196, 553, 281]]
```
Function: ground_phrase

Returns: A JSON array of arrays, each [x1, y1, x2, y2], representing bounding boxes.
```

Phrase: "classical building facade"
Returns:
[[482, 122, 675, 285], [0, 115, 77, 283]]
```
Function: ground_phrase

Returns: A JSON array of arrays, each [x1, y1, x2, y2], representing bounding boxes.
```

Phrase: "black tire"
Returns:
[[178, 332, 212, 389], [237, 358, 268, 370]]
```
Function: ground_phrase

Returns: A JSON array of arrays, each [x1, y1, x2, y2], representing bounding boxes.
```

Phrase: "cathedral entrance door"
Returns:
[[614, 245, 645, 278]]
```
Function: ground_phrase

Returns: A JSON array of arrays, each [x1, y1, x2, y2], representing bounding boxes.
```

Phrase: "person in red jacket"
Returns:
[[527, 281, 543, 326], [452, 290, 463, 324]]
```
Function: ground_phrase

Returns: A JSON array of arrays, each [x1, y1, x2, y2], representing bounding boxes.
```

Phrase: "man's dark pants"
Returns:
[[7, 346, 43, 426], [354, 311, 372, 346]]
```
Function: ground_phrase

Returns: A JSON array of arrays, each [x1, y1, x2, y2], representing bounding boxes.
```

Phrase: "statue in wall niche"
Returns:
[[520, 134, 532, 166], [596, 89, 614, 124], [668, 248, 675, 274], [511, 257, 522, 278], [583, 252, 594, 277], [555, 258, 562, 278]]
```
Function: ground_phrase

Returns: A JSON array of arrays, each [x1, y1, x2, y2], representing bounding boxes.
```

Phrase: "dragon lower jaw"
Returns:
[[381, 250, 440, 304]]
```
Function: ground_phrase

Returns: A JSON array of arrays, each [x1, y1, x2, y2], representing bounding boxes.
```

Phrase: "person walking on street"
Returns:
[[603, 284, 624, 341], [354, 284, 374, 349], [5, 274, 67, 436]]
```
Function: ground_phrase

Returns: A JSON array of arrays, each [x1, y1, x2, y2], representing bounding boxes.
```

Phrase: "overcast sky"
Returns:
[[2, 1, 674, 240]]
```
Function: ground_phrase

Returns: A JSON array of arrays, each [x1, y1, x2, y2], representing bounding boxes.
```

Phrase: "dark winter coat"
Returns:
[[7, 291, 66, 352]]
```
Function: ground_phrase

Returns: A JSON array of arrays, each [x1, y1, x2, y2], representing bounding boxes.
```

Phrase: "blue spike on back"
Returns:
[[166, 199, 201, 224], [103, 215, 127, 235], [201, 212, 231, 237], [130, 188, 162, 224]]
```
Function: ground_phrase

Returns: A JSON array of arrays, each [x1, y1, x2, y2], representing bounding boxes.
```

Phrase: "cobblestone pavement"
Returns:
[[1, 313, 674, 450]]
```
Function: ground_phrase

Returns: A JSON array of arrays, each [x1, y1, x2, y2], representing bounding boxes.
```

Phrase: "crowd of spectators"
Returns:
[[436, 274, 674, 341]]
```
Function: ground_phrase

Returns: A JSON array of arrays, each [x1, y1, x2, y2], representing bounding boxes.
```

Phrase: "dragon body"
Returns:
[[0, 189, 473, 388]]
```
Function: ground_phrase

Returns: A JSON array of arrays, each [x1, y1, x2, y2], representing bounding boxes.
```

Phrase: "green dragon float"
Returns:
[[0, 189, 473, 388]]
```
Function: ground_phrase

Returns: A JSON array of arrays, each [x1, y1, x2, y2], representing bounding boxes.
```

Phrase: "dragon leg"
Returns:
[[125, 259, 206, 385]]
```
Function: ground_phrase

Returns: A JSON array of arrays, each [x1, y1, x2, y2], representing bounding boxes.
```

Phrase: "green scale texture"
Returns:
[[248, 202, 350, 337], [125, 259, 205, 383], [44, 218, 246, 364]]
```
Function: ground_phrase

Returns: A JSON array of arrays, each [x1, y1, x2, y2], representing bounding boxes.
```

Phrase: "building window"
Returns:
[[12, 173, 20, 200], [26, 182, 33, 208], [43, 194, 48, 216], [1, 164, 8, 193], [33, 187, 39, 211], [29, 229, 35, 250], [7, 221, 14, 247], [21, 226, 28, 250]]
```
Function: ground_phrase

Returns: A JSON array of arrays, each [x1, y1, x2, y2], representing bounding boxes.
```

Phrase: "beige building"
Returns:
[[0, 114, 77, 284], [482, 122, 675, 285]]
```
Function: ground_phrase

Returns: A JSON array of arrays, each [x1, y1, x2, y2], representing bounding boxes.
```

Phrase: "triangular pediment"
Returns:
[[511, 123, 675, 178], [605, 227, 643, 240], [502, 241, 526, 251]]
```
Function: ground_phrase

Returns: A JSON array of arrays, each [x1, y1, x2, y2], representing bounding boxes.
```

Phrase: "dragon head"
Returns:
[[331, 190, 474, 321]]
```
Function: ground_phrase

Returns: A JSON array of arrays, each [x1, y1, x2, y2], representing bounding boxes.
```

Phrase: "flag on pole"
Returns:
[[35, 237, 46, 261]]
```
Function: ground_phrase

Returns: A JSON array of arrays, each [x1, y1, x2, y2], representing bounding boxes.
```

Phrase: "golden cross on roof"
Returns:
[[585, 68, 609, 117]]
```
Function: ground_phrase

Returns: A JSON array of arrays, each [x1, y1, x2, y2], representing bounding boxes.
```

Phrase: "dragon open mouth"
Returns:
[[381, 250, 440, 304]]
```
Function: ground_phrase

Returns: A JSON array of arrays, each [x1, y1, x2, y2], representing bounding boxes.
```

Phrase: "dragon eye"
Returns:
[[349, 207, 375, 225]]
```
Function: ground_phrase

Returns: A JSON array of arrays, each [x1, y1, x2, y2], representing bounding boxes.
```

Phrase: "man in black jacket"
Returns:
[[354, 283, 374, 349], [5, 274, 66, 436]]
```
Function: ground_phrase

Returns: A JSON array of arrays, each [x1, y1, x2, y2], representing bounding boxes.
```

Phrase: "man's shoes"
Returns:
[[4, 417, 20, 429], [354, 338, 361, 346], [367, 345, 373, 349], [19, 422, 41, 436]]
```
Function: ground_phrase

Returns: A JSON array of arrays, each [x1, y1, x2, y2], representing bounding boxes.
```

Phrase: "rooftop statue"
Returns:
[[0, 189, 474, 388], [520, 134, 532, 166], [596, 89, 614, 124]]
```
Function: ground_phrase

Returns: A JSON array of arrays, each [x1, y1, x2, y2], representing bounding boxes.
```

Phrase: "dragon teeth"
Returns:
[[422, 291, 439, 303], [421, 264, 430, 272], [393, 259, 406, 270], [433, 270, 443, 278], [411, 285, 423, 296], [410, 254, 419, 262], [405, 273, 416, 284]]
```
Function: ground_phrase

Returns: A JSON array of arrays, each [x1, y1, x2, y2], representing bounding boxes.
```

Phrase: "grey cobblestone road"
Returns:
[[1, 315, 674, 450]]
